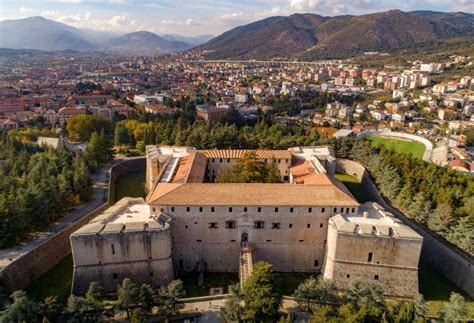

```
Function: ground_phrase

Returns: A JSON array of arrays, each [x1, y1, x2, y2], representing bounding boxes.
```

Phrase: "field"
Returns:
[[367, 136, 425, 159], [114, 170, 146, 201]]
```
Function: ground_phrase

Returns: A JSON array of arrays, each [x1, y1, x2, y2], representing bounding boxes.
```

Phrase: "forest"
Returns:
[[0, 133, 93, 248], [332, 138, 474, 257]]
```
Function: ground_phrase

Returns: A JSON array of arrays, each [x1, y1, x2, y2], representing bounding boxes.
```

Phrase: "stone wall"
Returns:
[[108, 157, 146, 203], [336, 159, 474, 298], [1, 158, 146, 294]]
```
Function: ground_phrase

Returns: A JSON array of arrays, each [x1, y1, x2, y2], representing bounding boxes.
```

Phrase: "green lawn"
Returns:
[[114, 170, 146, 201], [179, 272, 239, 297], [25, 254, 73, 304], [367, 136, 425, 159], [335, 173, 370, 203], [274, 273, 314, 296]]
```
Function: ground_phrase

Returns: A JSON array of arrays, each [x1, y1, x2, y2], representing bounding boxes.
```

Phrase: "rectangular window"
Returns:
[[374, 275, 379, 280], [227, 159, 230, 162], [258, 207, 262, 213], [289, 223, 293, 228], [320, 223, 323, 228], [266, 239, 272, 242], [254, 221, 265, 229], [290, 207, 294, 213], [185, 225, 188, 229], [347, 274, 350, 278], [351, 208, 355, 213], [346, 208, 349, 214], [322, 207, 325, 213], [307, 224, 311, 228], [333, 207, 337, 213], [186, 207, 190, 212], [299, 240, 304, 242], [199, 207, 203, 212], [244, 207, 248, 212], [308, 207, 312, 213], [197, 239, 202, 242], [368, 252, 373, 263], [171, 207, 174, 212], [340, 207, 344, 212], [211, 207, 215, 212], [271, 222, 281, 229], [208, 222, 218, 229], [275, 207, 279, 213], [113, 273, 118, 279], [220, 158, 223, 163], [314, 260, 319, 267], [229, 207, 233, 212], [226, 220, 236, 229], [111, 244, 115, 255]]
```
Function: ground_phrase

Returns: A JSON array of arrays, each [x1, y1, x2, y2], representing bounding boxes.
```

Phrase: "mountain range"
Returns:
[[196, 10, 474, 59], [0, 16, 213, 52]]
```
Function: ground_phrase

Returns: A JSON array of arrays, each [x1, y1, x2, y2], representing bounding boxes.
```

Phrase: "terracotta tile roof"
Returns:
[[199, 149, 292, 160], [172, 152, 207, 183], [147, 183, 358, 206]]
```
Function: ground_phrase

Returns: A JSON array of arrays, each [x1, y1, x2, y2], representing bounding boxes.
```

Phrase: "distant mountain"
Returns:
[[106, 31, 191, 52], [161, 33, 214, 46], [196, 10, 474, 59], [0, 16, 97, 51]]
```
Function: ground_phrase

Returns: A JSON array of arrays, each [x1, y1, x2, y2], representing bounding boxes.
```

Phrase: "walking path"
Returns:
[[0, 160, 118, 271]]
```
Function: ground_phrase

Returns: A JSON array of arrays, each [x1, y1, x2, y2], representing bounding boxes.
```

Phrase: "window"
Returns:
[[340, 207, 344, 212], [113, 273, 118, 279], [197, 239, 202, 242], [308, 207, 312, 213], [231, 239, 236, 242], [289, 223, 293, 228], [171, 207, 175, 212], [211, 207, 215, 213], [179, 260, 184, 270], [186, 207, 190, 212], [258, 207, 262, 213], [209, 222, 218, 229], [299, 240, 304, 242], [254, 221, 265, 229], [226, 220, 236, 229], [111, 244, 115, 255], [347, 274, 350, 278], [199, 207, 203, 212], [185, 225, 188, 229], [150, 272, 154, 277], [351, 208, 355, 213], [212, 158, 215, 162], [275, 207, 279, 213], [290, 207, 294, 213], [227, 159, 230, 162], [333, 207, 337, 213], [229, 207, 233, 212], [314, 260, 319, 267], [152, 207, 156, 212], [266, 239, 272, 242], [307, 224, 311, 228], [368, 252, 373, 263], [374, 275, 379, 280], [322, 207, 325, 213], [346, 208, 349, 214], [220, 158, 223, 163], [320, 223, 323, 228], [244, 207, 248, 212], [271, 222, 281, 229]]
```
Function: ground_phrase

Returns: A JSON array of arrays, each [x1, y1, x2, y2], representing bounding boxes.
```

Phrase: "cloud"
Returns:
[[19, 6, 34, 14]]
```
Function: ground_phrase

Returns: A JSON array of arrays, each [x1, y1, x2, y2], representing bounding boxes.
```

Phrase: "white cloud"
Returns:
[[19, 6, 35, 14]]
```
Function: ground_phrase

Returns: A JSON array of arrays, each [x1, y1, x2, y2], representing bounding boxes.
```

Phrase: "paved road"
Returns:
[[0, 160, 116, 271]]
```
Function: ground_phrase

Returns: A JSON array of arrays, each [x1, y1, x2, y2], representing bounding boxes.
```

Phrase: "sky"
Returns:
[[0, 0, 473, 36]]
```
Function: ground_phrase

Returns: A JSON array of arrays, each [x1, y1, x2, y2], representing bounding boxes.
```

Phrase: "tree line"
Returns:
[[0, 134, 93, 248], [331, 137, 474, 257], [0, 278, 184, 322]]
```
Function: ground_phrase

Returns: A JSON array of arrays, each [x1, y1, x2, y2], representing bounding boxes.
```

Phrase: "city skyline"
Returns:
[[0, 0, 473, 36]]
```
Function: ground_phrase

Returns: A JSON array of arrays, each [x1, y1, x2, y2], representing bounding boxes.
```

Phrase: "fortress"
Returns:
[[71, 146, 423, 298]]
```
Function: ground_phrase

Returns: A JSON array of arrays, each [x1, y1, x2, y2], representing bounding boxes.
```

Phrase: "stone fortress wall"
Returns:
[[336, 159, 474, 298]]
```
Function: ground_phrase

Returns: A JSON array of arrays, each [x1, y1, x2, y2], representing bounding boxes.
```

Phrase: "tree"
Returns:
[[114, 121, 132, 146], [427, 202, 454, 234], [343, 281, 386, 312], [138, 284, 155, 314], [117, 278, 138, 318], [38, 295, 61, 322], [294, 276, 336, 312], [2, 291, 37, 323], [156, 280, 184, 317], [84, 130, 114, 168], [242, 261, 282, 322], [217, 153, 282, 183], [223, 284, 244, 322], [439, 292, 469, 321], [85, 282, 102, 305], [66, 115, 97, 142]]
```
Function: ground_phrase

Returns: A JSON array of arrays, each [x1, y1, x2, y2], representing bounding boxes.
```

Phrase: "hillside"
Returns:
[[0, 16, 97, 51], [106, 31, 191, 52], [196, 10, 474, 60]]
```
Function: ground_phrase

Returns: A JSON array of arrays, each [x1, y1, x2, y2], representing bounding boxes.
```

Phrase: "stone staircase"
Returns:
[[239, 244, 253, 289]]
